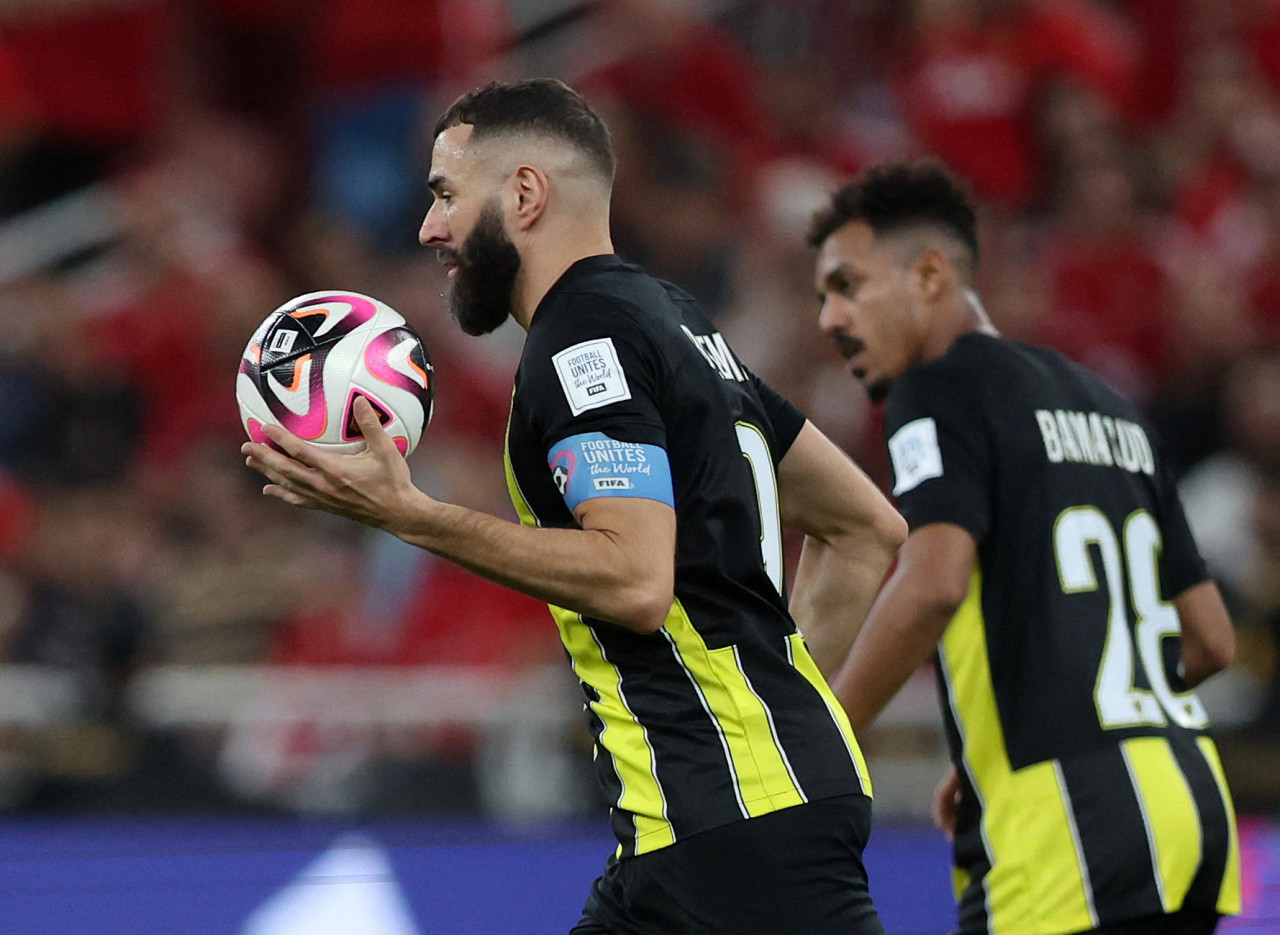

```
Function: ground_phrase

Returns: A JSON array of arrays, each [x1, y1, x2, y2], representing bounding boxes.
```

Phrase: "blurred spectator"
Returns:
[[301, 0, 508, 254], [576, 0, 775, 312], [896, 0, 1138, 211], [0, 0, 179, 216], [147, 441, 352, 666], [0, 275, 143, 489], [1181, 352, 1280, 760], [6, 485, 153, 709], [1031, 151, 1173, 405], [1180, 352, 1280, 607]]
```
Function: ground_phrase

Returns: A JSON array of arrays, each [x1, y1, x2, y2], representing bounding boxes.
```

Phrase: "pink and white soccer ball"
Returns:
[[237, 291, 435, 456]]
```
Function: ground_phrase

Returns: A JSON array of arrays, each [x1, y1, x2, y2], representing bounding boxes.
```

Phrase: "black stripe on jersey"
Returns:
[[1170, 738, 1231, 914], [952, 774, 994, 935], [579, 675, 635, 851], [596, 626, 746, 836], [735, 637, 854, 799], [581, 625, 646, 854], [1059, 748, 1164, 925], [936, 667, 994, 935]]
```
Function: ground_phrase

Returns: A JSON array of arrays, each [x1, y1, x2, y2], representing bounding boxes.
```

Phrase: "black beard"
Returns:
[[449, 204, 521, 337], [865, 378, 892, 404]]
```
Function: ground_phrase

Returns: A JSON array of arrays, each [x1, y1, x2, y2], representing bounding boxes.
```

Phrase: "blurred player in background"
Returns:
[[242, 78, 904, 935], [810, 161, 1241, 935]]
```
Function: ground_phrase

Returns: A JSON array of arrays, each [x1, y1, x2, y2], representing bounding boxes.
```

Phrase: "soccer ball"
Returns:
[[237, 291, 435, 456]]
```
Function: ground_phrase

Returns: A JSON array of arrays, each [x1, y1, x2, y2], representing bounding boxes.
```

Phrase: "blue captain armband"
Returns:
[[547, 432, 674, 512]]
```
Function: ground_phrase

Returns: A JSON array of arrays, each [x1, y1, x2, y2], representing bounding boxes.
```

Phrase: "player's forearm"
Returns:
[[790, 530, 900, 676], [1175, 580, 1236, 687], [829, 574, 957, 732], [389, 495, 672, 633]]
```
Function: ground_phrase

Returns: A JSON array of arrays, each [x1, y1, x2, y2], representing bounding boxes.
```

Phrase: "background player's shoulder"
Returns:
[[891, 331, 1000, 403]]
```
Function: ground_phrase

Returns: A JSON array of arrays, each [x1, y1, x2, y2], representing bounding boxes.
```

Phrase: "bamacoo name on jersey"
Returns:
[[1034, 408, 1154, 475]]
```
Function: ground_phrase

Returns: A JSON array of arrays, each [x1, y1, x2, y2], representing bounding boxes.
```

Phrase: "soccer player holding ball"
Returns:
[[811, 162, 1240, 935], [242, 79, 904, 934]]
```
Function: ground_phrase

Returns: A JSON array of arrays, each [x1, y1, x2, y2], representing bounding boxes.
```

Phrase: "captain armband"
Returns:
[[547, 432, 674, 512]]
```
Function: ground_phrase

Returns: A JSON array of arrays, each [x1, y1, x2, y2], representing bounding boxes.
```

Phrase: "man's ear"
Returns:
[[914, 248, 953, 303], [508, 164, 549, 231]]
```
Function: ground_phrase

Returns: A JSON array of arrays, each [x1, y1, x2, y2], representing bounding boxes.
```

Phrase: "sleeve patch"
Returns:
[[551, 337, 632, 416], [888, 417, 944, 495], [548, 432, 673, 512]]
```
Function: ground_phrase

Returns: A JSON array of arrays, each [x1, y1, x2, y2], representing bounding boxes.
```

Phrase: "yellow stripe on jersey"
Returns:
[[939, 571, 1095, 935], [503, 418, 538, 528], [552, 601, 675, 853], [1197, 736, 1243, 916], [786, 632, 873, 795], [1121, 736, 1200, 911], [664, 604, 806, 816]]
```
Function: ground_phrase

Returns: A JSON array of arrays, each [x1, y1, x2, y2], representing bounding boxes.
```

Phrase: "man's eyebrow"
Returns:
[[819, 264, 854, 290]]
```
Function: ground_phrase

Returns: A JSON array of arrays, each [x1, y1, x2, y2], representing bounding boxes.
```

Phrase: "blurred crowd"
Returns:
[[0, 0, 1278, 815]]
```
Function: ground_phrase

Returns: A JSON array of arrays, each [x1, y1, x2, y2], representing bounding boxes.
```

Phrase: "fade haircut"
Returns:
[[808, 161, 980, 270], [434, 78, 616, 185]]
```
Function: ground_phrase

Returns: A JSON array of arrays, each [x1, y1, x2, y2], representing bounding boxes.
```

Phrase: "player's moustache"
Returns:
[[834, 334, 864, 359]]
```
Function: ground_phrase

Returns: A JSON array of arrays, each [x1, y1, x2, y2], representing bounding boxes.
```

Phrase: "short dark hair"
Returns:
[[808, 161, 979, 266], [433, 78, 616, 184]]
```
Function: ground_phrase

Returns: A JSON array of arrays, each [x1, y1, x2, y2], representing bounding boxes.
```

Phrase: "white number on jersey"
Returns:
[[735, 423, 783, 594], [1053, 506, 1209, 731]]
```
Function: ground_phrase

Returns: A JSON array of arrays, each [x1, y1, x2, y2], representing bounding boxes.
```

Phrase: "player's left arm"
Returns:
[[1175, 579, 1235, 687], [777, 420, 906, 676], [1152, 452, 1236, 687], [828, 522, 975, 733]]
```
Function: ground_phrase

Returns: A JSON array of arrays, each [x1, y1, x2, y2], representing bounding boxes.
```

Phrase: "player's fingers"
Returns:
[[245, 454, 294, 490], [244, 446, 323, 494], [352, 395, 397, 456], [261, 421, 326, 468], [262, 483, 311, 508], [243, 437, 328, 484]]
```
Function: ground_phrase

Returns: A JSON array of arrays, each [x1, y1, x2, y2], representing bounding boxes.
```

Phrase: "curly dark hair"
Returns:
[[433, 78, 616, 185], [808, 161, 979, 266]]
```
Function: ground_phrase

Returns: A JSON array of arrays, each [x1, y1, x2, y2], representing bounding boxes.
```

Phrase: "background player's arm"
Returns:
[[777, 421, 906, 676], [1175, 580, 1236, 687], [244, 397, 677, 634], [829, 522, 975, 732]]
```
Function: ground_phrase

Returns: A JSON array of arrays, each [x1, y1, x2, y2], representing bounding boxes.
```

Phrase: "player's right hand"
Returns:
[[932, 765, 961, 841], [242, 396, 425, 532]]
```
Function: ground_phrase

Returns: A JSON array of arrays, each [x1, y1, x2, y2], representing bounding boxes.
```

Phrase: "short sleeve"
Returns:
[[1153, 457, 1210, 598], [520, 296, 667, 453], [750, 373, 806, 460], [883, 364, 993, 541]]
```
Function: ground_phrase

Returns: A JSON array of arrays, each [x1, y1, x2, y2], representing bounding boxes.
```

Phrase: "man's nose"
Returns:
[[419, 202, 447, 246], [818, 297, 851, 335]]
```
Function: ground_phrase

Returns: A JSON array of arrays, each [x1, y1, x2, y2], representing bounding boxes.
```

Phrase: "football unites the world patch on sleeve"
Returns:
[[547, 432, 674, 512], [888, 416, 944, 495], [551, 337, 632, 416]]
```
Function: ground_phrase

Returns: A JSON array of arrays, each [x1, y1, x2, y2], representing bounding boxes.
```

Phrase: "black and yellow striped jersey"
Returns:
[[505, 255, 871, 858], [884, 332, 1240, 934]]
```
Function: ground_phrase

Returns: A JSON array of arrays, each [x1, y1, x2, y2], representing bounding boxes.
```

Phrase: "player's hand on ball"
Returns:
[[242, 395, 423, 530]]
